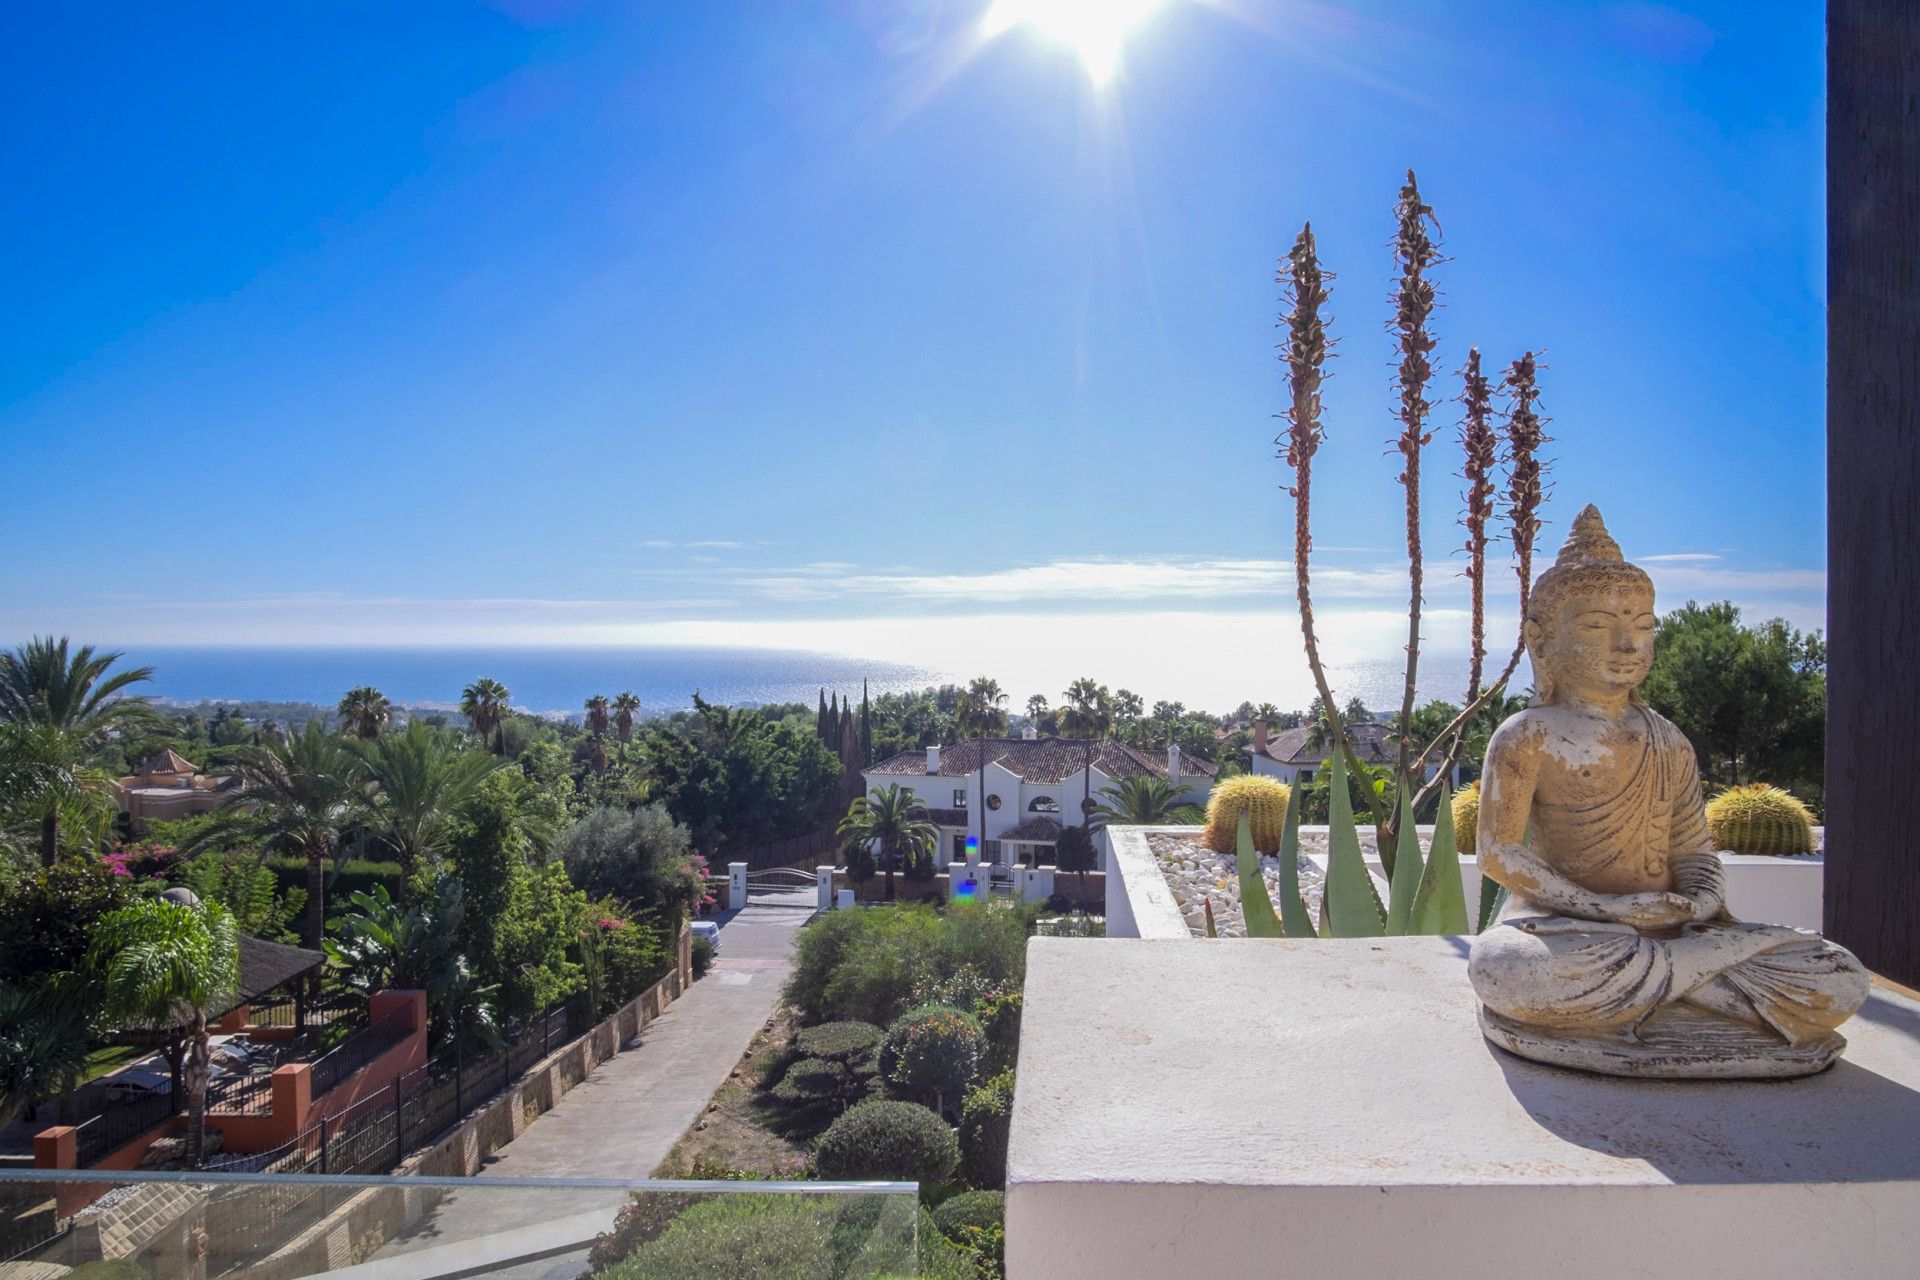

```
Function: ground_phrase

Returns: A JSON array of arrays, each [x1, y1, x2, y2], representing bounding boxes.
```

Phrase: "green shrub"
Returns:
[[932, 1190, 1004, 1243], [793, 1020, 883, 1064], [880, 1005, 983, 1116], [771, 1057, 853, 1106], [813, 1100, 958, 1184], [593, 1194, 839, 1280], [974, 991, 1022, 1077], [690, 934, 714, 978], [267, 855, 402, 904], [959, 1071, 1013, 1191], [785, 902, 1029, 1029], [600, 913, 673, 1007], [587, 1190, 702, 1273]]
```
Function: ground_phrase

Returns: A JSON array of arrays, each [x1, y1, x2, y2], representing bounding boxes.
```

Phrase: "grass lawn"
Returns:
[[79, 1044, 144, 1084], [652, 1005, 825, 1179]]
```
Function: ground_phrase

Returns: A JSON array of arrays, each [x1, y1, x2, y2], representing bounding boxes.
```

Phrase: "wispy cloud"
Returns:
[[1640, 552, 1721, 563]]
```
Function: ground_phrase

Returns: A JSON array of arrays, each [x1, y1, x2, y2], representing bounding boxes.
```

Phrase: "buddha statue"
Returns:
[[1467, 506, 1868, 1078]]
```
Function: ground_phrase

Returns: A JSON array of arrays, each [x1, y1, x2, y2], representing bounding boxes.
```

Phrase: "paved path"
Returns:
[[370, 895, 814, 1278]]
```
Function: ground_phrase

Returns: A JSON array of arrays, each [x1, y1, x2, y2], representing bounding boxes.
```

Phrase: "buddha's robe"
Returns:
[[1468, 708, 1868, 1047]]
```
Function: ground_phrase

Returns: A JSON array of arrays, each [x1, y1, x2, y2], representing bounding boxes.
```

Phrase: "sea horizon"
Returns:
[[92, 642, 1527, 722]]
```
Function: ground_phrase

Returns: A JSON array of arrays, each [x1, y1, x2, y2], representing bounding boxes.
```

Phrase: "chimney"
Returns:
[[1022, 726, 1039, 741], [1254, 719, 1269, 754], [927, 745, 941, 774], [1167, 744, 1182, 778]]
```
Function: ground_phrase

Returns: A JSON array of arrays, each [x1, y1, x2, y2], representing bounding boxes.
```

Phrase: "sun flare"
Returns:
[[981, 0, 1168, 85]]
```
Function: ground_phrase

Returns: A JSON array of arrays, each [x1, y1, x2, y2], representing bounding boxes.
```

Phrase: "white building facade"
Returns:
[[861, 735, 1216, 870]]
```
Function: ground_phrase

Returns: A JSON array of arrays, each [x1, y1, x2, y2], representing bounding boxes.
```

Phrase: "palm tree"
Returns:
[[955, 678, 1007, 739], [214, 722, 368, 955], [1059, 678, 1113, 737], [336, 686, 392, 740], [0, 638, 152, 864], [1094, 775, 1187, 825], [1025, 694, 1049, 722], [460, 678, 512, 753], [837, 784, 937, 902], [89, 899, 239, 1169], [352, 721, 502, 881], [1253, 702, 1280, 726], [0, 721, 113, 866], [584, 695, 612, 738], [0, 637, 154, 736], [0, 977, 91, 1131], [613, 692, 641, 744]]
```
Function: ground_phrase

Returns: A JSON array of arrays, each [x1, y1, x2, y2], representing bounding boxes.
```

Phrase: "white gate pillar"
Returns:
[[1026, 866, 1055, 904], [816, 865, 836, 911], [728, 862, 749, 911]]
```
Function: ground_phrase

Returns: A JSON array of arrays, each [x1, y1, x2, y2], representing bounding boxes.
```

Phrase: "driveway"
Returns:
[[368, 896, 815, 1279]]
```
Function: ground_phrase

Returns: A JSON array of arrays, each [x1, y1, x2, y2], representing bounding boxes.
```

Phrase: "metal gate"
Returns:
[[746, 867, 818, 899]]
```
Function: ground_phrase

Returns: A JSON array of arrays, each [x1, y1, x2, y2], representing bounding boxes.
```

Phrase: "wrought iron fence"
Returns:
[[308, 1005, 414, 1098], [72, 1085, 178, 1168]]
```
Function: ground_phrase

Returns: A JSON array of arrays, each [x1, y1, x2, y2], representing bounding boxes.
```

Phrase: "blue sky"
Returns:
[[0, 1, 1826, 682]]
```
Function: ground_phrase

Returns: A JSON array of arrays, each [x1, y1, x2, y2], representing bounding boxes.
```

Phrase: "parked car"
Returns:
[[690, 920, 721, 955]]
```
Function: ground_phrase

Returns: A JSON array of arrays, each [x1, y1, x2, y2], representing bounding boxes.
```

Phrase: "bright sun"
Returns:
[[981, 0, 1168, 85]]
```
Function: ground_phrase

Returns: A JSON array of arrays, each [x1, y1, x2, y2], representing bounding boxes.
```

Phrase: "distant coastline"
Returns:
[[111, 643, 1525, 721]]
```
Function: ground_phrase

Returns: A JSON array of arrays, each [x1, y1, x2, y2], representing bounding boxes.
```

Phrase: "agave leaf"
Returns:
[[1322, 749, 1385, 937], [1409, 779, 1471, 935], [1477, 877, 1507, 933], [1203, 897, 1218, 938], [1275, 782, 1316, 938], [1235, 811, 1285, 938], [1384, 787, 1425, 935]]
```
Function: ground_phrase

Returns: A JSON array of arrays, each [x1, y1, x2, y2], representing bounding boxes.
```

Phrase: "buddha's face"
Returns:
[[1528, 579, 1657, 700]]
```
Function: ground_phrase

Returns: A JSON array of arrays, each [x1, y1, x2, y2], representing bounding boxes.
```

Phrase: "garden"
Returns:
[[624, 896, 1062, 1280]]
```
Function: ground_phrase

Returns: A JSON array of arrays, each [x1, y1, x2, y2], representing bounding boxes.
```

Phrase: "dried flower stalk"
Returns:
[[1390, 171, 1441, 792]]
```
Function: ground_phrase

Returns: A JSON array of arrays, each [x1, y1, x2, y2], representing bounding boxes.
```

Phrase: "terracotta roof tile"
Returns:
[[1251, 721, 1400, 766]]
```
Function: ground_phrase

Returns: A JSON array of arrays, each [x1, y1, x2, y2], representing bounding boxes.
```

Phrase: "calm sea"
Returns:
[[127, 645, 1524, 720]]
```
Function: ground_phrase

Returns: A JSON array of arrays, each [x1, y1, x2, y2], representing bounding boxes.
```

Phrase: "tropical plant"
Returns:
[[612, 692, 642, 744], [352, 721, 502, 879], [179, 851, 306, 941], [1235, 752, 1471, 941], [585, 695, 612, 738], [89, 899, 239, 1167], [1094, 775, 1186, 826], [0, 976, 92, 1130], [325, 878, 497, 1044], [1058, 679, 1113, 737], [211, 721, 368, 955], [1276, 179, 1551, 871], [958, 1070, 1014, 1191], [0, 720, 114, 866], [837, 784, 937, 902], [812, 1099, 959, 1184], [879, 1004, 984, 1118], [1200, 775, 1291, 854], [0, 636, 154, 737], [1705, 783, 1817, 856], [336, 686, 392, 740], [460, 678, 512, 753], [955, 678, 1008, 740]]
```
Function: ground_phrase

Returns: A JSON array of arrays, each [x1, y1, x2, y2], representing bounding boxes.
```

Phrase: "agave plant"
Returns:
[[1234, 748, 1470, 939]]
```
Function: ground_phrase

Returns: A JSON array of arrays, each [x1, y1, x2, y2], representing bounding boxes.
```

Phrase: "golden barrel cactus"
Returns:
[[1452, 781, 1480, 856], [1203, 775, 1292, 854], [1706, 783, 1816, 856]]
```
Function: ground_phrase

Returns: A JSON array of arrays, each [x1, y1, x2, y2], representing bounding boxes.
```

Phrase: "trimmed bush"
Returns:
[[785, 901, 1028, 1029], [880, 1005, 983, 1116], [975, 990, 1022, 1078], [771, 1057, 852, 1106], [593, 1194, 839, 1280], [587, 1190, 702, 1272], [1452, 780, 1480, 856], [932, 1190, 1004, 1243], [813, 1100, 958, 1184], [1706, 783, 1817, 856], [959, 1070, 1013, 1191], [1202, 775, 1292, 854], [690, 934, 714, 978], [793, 1020, 883, 1064]]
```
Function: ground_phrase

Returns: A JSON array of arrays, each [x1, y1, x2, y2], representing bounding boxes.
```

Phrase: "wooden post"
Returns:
[[1827, 0, 1920, 985]]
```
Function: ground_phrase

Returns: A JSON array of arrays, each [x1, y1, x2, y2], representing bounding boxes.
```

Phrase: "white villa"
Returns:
[[861, 733, 1216, 868]]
